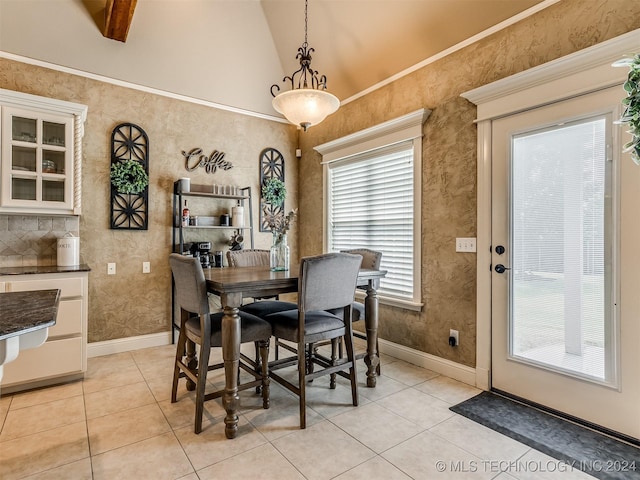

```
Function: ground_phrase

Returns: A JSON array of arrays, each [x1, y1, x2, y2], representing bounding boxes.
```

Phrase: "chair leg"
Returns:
[[172, 327, 187, 403], [376, 337, 381, 375], [298, 340, 307, 429], [330, 338, 338, 389], [343, 325, 359, 407], [194, 341, 211, 434], [259, 340, 270, 409]]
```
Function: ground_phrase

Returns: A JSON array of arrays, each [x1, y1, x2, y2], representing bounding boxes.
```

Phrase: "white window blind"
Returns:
[[328, 141, 414, 299], [511, 115, 612, 381]]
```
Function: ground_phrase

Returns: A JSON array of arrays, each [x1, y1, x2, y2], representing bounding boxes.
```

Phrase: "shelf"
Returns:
[[176, 191, 249, 201], [174, 183, 250, 201], [180, 225, 252, 230]]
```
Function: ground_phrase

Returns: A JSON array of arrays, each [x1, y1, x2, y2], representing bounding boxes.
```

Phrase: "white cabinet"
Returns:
[[0, 89, 87, 215], [0, 271, 88, 393]]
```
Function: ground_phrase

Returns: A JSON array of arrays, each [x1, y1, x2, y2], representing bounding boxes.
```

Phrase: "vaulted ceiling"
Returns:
[[0, 0, 548, 121]]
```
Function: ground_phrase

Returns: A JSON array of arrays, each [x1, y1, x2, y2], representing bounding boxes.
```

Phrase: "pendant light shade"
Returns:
[[270, 0, 339, 131], [272, 88, 339, 131]]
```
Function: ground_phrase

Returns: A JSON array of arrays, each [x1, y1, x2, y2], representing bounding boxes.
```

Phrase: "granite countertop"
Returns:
[[0, 290, 60, 341], [0, 264, 91, 276]]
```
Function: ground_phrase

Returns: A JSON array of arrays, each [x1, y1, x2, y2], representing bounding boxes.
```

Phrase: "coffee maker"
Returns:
[[196, 241, 212, 268]]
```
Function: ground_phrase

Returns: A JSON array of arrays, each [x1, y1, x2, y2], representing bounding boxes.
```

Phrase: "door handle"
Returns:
[[494, 264, 511, 274]]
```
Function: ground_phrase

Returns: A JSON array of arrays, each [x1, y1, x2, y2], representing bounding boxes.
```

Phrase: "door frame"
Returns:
[[461, 30, 640, 391]]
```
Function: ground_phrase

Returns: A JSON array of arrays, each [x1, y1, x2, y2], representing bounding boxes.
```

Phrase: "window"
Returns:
[[315, 109, 429, 309]]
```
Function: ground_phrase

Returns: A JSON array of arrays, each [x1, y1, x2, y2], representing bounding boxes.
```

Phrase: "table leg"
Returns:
[[364, 282, 380, 387], [221, 292, 242, 439]]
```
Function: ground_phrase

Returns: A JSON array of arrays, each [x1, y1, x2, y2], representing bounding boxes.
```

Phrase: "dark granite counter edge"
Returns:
[[0, 290, 60, 341], [0, 264, 91, 276]]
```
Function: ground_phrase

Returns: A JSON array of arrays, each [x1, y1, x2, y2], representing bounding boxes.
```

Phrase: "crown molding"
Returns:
[[0, 51, 288, 125]]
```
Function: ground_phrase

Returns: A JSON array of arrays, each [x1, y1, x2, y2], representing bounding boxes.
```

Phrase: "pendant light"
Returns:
[[270, 0, 339, 131]]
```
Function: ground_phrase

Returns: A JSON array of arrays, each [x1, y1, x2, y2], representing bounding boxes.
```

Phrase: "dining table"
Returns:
[[199, 264, 386, 439]]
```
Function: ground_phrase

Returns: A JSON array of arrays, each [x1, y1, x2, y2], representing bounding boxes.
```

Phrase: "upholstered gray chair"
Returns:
[[341, 248, 383, 374], [265, 252, 362, 429], [169, 253, 272, 434], [226, 249, 270, 267], [317, 249, 383, 373], [227, 249, 297, 360]]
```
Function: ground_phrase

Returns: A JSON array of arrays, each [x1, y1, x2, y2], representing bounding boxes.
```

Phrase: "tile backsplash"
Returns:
[[0, 215, 79, 267]]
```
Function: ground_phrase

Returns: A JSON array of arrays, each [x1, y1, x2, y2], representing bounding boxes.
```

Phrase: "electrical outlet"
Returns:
[[456, 237, 477, 252], [449, 329, 459, 347], [107, 263, 116, 275], [142, 261, 151, 274]]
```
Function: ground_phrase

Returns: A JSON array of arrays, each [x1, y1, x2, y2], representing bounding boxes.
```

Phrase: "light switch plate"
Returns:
[[107, 263, 116, 275], [143, 262, 150, 273], [456, 237, 477, 252]]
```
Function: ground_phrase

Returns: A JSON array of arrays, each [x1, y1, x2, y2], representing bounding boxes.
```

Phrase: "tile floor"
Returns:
[[0, 341, 596, 480]]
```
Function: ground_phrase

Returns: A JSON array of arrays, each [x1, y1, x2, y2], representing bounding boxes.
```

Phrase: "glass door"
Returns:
[[491, 86, 640, 439], [510, 116, 614, 383]]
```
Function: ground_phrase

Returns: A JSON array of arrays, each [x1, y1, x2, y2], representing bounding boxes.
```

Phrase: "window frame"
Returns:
[[315, 109, 430, 310]]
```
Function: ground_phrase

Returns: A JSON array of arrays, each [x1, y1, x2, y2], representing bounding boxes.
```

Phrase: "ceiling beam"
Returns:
[[103, 0, 137, 43]]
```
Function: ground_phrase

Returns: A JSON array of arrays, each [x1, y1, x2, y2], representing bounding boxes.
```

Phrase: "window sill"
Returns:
[[355, 291, 423, 311]]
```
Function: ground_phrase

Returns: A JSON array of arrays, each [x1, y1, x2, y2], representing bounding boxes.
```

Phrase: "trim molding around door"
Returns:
[[462, 29, 640, 391]]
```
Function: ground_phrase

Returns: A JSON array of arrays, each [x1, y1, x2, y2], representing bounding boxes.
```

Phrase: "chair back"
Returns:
[[299, 253, 362, 312], [341, 248, 382, 289], [169, 253, 210, 315], [227, 249, 270, 267]]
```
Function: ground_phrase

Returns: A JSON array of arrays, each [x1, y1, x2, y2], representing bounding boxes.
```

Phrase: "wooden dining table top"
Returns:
[[202, 265, 386, 298]]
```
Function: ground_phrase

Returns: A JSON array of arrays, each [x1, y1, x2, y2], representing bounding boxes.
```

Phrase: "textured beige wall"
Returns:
[[1, 0, 638, 361], [299, 0, 640, 368], [0, 58, 297, 342]]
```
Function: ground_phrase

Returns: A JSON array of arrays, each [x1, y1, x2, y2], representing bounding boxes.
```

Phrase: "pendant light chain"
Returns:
[[303, 0, 308, 47], [269, 0, 340, 130]]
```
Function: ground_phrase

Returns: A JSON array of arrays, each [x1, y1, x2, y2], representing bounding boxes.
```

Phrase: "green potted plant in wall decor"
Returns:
[[110, 159, 149, 194], [262, 177, 287, 207], [613, 54, 640, 165]]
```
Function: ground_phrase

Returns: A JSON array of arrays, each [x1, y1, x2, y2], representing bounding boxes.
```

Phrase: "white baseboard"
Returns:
[[87, 332, 172, 358], [86, 331, 477, 387], [378, 338, 477, 387]]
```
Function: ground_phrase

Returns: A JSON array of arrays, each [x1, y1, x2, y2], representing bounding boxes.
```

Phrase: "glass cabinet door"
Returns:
[[1, 107, 73, 210]]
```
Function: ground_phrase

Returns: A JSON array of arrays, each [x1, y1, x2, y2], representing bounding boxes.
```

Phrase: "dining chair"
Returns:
[[169, 253, 272, 434], [341, 248, 383, 374], [315, 249, 383, 374], [265, 252, 362, 429], [227, 249, 297, 360], [226, 249, 270, 268]]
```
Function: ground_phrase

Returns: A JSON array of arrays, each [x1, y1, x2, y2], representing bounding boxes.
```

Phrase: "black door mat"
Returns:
[[450, 391, 640, 480]]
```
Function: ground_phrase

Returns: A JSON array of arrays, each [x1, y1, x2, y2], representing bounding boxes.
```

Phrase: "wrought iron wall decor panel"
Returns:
[[259, 147, 285, 232], [110, 123, 149, 230]]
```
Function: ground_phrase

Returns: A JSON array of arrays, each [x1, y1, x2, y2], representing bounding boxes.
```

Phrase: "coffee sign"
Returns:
[[181, 147, 233, 174]]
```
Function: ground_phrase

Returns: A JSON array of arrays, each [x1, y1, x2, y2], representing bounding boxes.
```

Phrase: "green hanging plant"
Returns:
[[614, 54, 640, 165], [262, 177, 286, 206], [110, 159, 149, 194]]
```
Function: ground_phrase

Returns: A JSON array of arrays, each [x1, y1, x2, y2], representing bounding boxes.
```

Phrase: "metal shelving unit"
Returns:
[[171, 181, 254, 254], [171, 180, 255, 341]]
